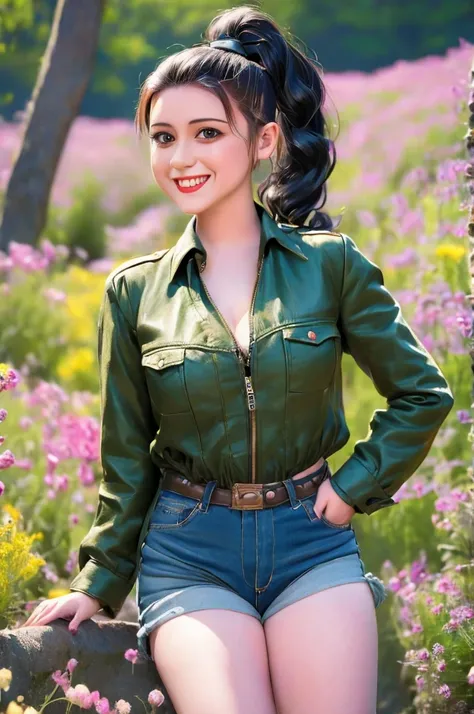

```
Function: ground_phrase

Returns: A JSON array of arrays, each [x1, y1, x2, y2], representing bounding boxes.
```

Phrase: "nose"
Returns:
[[169, 141, 195, 170]]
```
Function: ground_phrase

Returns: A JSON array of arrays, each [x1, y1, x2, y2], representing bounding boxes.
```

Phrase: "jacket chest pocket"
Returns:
[[141, 346, 190, 415], [283, 322, 341, 393]]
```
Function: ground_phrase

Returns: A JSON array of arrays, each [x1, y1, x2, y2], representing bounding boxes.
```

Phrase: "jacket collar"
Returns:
[[169, 201, 308, 282]]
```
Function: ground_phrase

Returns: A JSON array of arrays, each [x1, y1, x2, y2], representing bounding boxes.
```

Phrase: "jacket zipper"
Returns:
[[198, 252, 264, 484]]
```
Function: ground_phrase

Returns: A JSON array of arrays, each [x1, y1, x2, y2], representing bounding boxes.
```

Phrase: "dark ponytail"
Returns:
[[135, 5, 340, 230]]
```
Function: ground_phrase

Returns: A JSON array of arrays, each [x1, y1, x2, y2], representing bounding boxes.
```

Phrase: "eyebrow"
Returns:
[[150, 118, 228, 128]]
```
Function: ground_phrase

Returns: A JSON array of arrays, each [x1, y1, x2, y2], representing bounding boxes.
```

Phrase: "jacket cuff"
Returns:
[[69, 559, 132, 619], [329, 456, 397, 515]]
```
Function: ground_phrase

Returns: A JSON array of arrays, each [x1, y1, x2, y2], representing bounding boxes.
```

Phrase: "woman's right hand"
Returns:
[[17, 592, 102, 633]]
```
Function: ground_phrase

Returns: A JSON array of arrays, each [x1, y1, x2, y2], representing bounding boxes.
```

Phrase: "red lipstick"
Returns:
[[173, 176, 210, 193]]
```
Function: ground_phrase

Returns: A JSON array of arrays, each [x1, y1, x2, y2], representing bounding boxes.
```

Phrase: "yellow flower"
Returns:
[[57, 347, 96, 382], [24, 707, 40, 713], [0, 667, 12, 691], [2, 504, 22, 524], [47, 588, 70, 599], [435, 243, 466, 261]]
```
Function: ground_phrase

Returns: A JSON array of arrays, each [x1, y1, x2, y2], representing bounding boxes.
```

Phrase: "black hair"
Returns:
[[135, 4, 340, 230]]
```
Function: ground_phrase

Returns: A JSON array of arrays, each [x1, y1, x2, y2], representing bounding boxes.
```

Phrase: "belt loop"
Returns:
[[199, 481, 217, 512], [282, 478, 301, 509]]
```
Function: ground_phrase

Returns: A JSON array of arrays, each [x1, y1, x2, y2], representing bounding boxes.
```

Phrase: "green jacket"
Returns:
[[69, 200, 454, 618]]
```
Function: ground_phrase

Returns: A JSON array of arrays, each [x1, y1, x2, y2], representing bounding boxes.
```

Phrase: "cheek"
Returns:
[[150, 151, 169, 188]]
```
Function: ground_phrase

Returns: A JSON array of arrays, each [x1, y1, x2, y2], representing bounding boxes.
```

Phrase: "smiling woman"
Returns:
[[58, 5, 455, 714]]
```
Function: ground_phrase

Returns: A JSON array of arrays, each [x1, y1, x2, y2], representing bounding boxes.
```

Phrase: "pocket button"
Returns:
[[307, 331, 317, 340]]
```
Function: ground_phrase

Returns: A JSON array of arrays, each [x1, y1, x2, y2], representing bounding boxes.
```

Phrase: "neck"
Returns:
[[194, 186, 262, 254]]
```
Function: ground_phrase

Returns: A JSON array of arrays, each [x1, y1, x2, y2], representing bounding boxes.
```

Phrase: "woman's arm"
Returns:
[[330, 234, 455, 516], [69, 271, 159, 617]]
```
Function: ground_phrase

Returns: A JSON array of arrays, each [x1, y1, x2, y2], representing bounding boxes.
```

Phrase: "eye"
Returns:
[[197, 128, 222, 140], [149, 132, 173, 145]]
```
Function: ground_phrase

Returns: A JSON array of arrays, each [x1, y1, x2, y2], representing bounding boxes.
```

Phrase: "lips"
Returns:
[[173, 176, 210, 194]]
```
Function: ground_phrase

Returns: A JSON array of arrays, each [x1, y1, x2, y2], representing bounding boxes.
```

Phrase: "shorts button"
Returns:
[[308, 331, 317, 340], [266, 490, 275, 500]]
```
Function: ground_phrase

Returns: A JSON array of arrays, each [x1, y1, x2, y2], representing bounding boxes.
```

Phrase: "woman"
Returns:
[[20, 6, 454, 713]]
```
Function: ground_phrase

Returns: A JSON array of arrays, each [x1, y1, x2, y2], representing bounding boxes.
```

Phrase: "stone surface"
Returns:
[[0, 618, 175, 713]]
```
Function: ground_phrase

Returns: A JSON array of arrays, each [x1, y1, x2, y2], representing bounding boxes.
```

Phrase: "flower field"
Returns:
[[0, 38, 473, 713]]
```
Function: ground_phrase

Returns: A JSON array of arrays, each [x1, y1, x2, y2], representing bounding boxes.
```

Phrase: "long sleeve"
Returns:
[[69, 272, 159, 617], [330, 234, 455, 516]]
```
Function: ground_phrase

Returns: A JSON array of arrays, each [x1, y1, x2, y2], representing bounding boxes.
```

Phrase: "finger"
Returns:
[[24, 604, 53, 628]]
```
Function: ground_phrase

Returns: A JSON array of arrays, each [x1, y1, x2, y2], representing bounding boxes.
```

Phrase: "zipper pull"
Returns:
[[245, 376, 256, 411]]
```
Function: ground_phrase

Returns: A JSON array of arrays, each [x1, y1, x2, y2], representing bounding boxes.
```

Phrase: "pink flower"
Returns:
[[51, 669, 70, 690], [0, 450, 15, 470], [0, 480, 4, 496], [415, 675, 425, 690], [417, 648, 430, 660], [432, 643, 445, 656], [124, 648, 138, 665], [438, 683, 451, 698], [65, 684, 91, 706], [0, 409, 7, 422], [19, 416, 33, 430], [431, 603, 444, 615], [114, 700, 131, 714], [67, 658, 78, 674], [438, 660, 446, 672], [95, 697, 112, 714], [388, 577, 401, 592], [148, 689, 165, 707]]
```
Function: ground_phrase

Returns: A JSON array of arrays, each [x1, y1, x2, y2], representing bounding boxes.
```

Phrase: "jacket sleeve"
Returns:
[[69, 272, 159, 617], [329, 233, 455, 516]]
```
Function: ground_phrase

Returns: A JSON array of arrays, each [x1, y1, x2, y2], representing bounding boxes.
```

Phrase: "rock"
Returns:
[[0, 619, 174, 713]]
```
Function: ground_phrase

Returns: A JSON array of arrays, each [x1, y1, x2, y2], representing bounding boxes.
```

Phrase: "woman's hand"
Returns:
[[313, 478, 356, 526], [17, 592, 102, 634]]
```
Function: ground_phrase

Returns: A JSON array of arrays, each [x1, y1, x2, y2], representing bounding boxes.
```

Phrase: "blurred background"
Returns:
[[0, 1, 473, 712]]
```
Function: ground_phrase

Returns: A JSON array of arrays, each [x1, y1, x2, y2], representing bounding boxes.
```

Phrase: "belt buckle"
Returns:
[[231, 483, 264, 510]]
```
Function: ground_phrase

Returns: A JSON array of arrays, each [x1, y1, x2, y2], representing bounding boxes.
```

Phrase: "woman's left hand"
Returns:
[[313, 478, 356, 526]]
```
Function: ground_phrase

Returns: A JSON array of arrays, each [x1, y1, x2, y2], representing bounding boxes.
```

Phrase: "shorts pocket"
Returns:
[[149, 490, 201, 530], [283, 321, 341, 393], [319, 510, 352, 530], [300, 493, 352, 530]]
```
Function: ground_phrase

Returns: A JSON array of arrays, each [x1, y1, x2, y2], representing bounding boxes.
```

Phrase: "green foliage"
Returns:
[[60, 174, 107, 261], [0, 271, 70, 380]]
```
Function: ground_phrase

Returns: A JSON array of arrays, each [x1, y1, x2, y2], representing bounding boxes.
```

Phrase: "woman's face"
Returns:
[[148, 84, 276, 214]]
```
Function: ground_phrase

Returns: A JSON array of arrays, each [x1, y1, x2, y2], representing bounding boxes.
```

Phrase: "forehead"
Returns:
[[149, 84, 237, 124]]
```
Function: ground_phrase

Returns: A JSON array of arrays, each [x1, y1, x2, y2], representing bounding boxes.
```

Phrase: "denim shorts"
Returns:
[[135, 461, 388, 661]]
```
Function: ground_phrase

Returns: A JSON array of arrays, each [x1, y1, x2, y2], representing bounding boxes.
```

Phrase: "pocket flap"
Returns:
[[141, 347, 185, 370], [283, 322, 340, 346]]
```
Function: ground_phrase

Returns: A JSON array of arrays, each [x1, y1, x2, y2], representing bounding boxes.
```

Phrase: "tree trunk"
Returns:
[[0, 0, 105, 252]]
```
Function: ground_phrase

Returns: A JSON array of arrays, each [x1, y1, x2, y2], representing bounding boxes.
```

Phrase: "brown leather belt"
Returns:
[[160, 462, 330, 510]]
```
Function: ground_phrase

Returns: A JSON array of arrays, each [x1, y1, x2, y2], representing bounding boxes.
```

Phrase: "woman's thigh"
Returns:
[[264, 581, 378, 714], [150, 609, 277, 714]]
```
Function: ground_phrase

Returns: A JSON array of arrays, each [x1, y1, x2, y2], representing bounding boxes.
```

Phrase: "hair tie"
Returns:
[[206, 34, 277, 119]]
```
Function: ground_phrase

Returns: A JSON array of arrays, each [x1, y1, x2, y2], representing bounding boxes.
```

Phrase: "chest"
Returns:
[[200, 264, 258, 358]]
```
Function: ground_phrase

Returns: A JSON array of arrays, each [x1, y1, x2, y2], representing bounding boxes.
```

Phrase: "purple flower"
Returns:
[[0, 409, 8, 422], [0, 450, 15, 470], [438, 683, 451, 699], [432, 643, 445, 656], [418, 648, 430, 660], [0, 480, 4, 496], [456, 410, 472, 423]]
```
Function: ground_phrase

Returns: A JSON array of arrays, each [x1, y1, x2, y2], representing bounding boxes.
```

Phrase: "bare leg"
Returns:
[[150, 609, 277, 714], [264, 582, 378, 714]]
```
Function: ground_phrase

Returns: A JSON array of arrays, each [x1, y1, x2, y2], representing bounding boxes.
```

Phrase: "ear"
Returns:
[[255, 122, 279, 162]]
